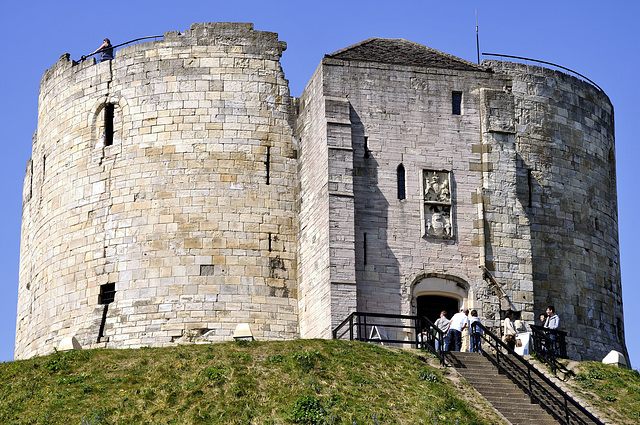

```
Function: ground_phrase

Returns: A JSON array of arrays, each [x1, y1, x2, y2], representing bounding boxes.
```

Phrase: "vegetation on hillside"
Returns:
[[565, 360, 640, 425], [0, 339, 505, 425]]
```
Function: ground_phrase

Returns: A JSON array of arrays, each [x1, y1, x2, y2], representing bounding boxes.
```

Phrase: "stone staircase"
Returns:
[[447, 351, 561, 425]]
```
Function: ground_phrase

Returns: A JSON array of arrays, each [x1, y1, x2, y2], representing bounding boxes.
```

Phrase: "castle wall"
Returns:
[[17, 23, 299, 359], [299, 55, 626, 360], [310, 58, 513, 329], [296, 65, 334, 337], [17, 24, 626, 362], [479, 87, 536, 326], [486, 61, 626, 361]]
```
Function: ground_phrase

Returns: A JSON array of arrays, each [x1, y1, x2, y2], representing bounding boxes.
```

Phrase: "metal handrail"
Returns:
[[482, 52, 603, 92], [530, 324, 568, 373], [332, 312, 446, 365], [471, 321, 604, 425], [79, 35, 164, 62]]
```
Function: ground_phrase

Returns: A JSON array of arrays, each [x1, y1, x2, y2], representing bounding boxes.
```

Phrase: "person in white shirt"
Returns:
[[448, 309, 469, 351], [544, 305, 560, 354], [544, 306, 559, 329], [503, 310, 517, 350]]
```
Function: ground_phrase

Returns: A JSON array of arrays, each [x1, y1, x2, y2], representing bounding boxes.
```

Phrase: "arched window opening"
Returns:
[[92, 100, 124, 149], [104, 103, 114, 146], [397, 164, 406, 200]]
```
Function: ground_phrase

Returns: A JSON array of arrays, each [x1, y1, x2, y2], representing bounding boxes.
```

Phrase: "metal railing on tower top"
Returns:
[[482, 52, 603, 92], [78, 35, 164, 62]]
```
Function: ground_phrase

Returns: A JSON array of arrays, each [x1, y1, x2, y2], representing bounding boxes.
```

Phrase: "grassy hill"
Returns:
[[0, 339, 505, 425], [564, 359, 640, 425], [0, 339, 638, 424]]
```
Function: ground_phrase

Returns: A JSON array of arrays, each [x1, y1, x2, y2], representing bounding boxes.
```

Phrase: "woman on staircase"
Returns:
[[503, 310, 517, 350]]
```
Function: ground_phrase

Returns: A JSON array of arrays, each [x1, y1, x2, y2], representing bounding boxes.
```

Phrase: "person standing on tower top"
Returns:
[[90, 38, 114, 62]]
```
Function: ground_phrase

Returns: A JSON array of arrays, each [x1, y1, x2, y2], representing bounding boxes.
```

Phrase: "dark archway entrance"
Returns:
[[417, 295, 459, 323]]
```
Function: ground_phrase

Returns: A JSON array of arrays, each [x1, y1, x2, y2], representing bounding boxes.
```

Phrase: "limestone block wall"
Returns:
[[16, 23, 627, 362], [296, 66, 358, 338], [479, 87, 536, 326], [296, 66, 332, 338], [311, 57, 512, 331], [486, 60, 626, 360], [17, 23, 299, 359]]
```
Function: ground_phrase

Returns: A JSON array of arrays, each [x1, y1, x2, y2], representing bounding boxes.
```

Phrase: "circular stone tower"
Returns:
[[16, 23, 299, 359], [483, 60, 624, 360]]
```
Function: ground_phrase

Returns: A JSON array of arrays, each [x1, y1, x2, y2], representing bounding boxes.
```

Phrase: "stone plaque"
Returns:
[[423, 170, 453, 239]]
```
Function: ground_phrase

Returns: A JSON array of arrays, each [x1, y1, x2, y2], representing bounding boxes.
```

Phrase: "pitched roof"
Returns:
[[325, 38, 485, 72]]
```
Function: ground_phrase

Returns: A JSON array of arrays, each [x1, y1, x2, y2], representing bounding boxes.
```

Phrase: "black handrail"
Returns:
[[482, 52, 603, 92], [529, 324, 568, 373], [332, 312, 446, 365], [79, 35, 164, 62], [471, 321, 604, 425]]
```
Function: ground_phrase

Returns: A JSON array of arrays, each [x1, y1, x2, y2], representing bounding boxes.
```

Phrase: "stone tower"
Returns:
[[17, 24, 627, 363], [17, 23, 299, 359], [295, 39, 626, 362]]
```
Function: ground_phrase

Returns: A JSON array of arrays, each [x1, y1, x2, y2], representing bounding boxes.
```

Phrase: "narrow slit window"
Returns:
[[527, 169, 533, 208], [397, 164, 406, 200], [363, 232, 367, 265], [364, 136, 370, 158], [265, 146, 271, 185], [452, 91, 462, 115], [104, 104, 114, 146]]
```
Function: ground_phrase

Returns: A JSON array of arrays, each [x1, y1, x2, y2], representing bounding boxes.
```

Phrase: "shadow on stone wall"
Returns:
[[350, 107, 401, 316]]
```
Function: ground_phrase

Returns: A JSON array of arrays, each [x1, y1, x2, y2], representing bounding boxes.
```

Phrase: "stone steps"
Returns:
[[447, 351, 560, 425]]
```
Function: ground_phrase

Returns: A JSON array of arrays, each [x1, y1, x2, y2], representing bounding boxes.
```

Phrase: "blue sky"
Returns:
[[1, 1, 637, 366]]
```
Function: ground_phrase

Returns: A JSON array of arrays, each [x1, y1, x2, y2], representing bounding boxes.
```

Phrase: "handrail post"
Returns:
[[349, 314, 353, 341], [363, 315, 367, 342], [528, 368, 533, 403], [415, 316, 419, 348]]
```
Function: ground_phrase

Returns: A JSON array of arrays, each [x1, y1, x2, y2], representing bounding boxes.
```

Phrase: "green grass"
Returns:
[[566, 361, 640, 425], [0, 339, 505, 425]]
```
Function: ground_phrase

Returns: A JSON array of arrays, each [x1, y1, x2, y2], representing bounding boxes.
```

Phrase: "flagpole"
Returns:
[[476, 9, 480, 65]]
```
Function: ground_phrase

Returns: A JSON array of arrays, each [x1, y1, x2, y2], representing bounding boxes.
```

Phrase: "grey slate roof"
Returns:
[[325, 38, 486, 72]]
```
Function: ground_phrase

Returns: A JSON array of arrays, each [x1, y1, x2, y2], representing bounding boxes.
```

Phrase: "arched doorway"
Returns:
[[412, 274, 470, 323], [417, 295, 459, 323]]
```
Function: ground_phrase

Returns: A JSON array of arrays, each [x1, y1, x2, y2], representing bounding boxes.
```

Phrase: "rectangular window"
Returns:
[[452, 92, 462, 115], [98, 283, 116, 304], [397, 164, 406, 200]]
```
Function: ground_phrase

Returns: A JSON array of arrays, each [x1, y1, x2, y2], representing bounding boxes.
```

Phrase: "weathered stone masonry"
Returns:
[[17, 23, 627, 363]]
